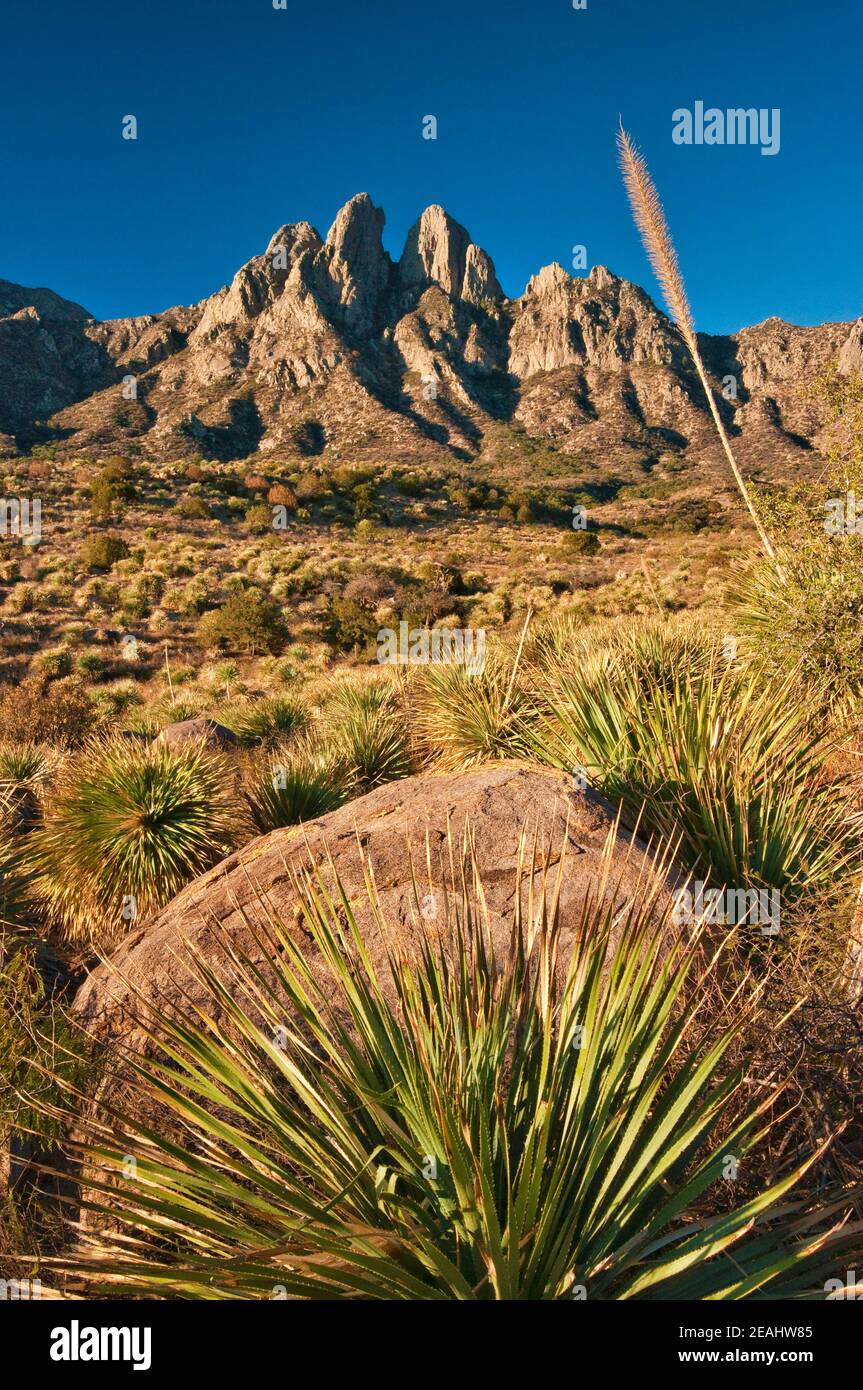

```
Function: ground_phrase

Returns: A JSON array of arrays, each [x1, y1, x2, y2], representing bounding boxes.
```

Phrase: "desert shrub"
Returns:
[[0, 944, 96, 1230], [227, 696, 309, 747], [197, 590, 287, 655], [42, 835, 861, 1298], [81, 534, 130, 571], [734, 378, 863, 704], [411, 649, 535, 771], [33, 648, 72, 680], [664, 496, 721, 533], [351, 482, 377, 521], [396, 471, 429, 498], [0, 676, 100, 748], [25, 737, 247, 944], [75, 652, 107, 680], [530, 622, 855, 905], [295, 473, 325, 503], [244, 473, 269, 493], [99, 457, 137, 485], [0, 743, 56, 833], [267, 483, 298, 510], [94, 683, 143, 718], [737, 543, 863, 704], [89, 465, 135, 521], [176, 497, 210, 520], [323, 683, 411, 789], [244, 739, 349, 831], [244, 502, 273, 534], [560, 529, 600, 556], [322, 596, 379, 654]]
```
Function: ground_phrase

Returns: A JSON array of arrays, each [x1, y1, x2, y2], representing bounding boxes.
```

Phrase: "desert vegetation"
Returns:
[[2, 149, 862, 1306], [3, 587, 863, 1298]]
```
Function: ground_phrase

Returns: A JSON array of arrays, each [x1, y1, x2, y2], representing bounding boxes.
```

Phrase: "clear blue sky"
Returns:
[[1, 0, 859, 334]]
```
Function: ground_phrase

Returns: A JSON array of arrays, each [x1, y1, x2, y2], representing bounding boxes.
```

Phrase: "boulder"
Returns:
[[74, 763, 674, 1048], [157, 717, 238, 749]]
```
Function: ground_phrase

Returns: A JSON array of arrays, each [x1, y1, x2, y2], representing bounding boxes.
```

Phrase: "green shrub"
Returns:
[[412, 651, 535, 771], [244, 502, 273, 534], [322, 596, 379, 654], [560, 529, 600, 556], [197, 590, 287, 655], [33, 648, 73, 680], [81, 534, 130, 571], [177, 497, 210, 520], [733, 373, 863, 704], [530, 622, 854, 904], [228, 697, 309, 747], [735, 543, 863, 703], [89, 466, 135, 521], [323, 683, 411, 789]]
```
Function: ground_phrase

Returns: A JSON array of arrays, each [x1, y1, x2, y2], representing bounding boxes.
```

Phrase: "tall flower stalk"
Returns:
[[617, 125, 780, 570]]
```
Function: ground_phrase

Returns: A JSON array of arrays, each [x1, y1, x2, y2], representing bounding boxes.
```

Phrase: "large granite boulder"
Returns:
[[74, 763, 674, 1048]]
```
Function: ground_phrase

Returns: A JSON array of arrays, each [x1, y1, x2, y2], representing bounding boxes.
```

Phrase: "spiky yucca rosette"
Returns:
[[24, 737, 247, 945]]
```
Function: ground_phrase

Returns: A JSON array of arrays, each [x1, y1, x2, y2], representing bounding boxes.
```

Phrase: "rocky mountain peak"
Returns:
[[399, 205, 502, 303], [0, 193, 854, 465], [0, 278, 92, 323], [315, 193, 390, 332], [524, 262, 572, 296], [839, 317, 863, 376], [587, 264, 617, 291], [263, 220, 323, 269]]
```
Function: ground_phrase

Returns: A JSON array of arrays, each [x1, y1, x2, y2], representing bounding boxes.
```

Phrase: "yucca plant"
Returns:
[[528, 628, 854, 900], [40, 831, 861, 1299], [24, 737, 247, 944], [411, 643, 537, 771], [323, 682, 411, 789], [0, 741, 58, 832], [228, 697, 309, 748], [245, 738, 349, 832], [0, 795, 29, 943]]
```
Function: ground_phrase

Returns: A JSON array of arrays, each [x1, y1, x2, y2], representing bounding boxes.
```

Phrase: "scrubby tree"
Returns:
[[82, 534, 130, 570], [197, 589, 287, 655]]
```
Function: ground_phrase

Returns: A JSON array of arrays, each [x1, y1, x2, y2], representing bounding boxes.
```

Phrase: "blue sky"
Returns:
[[1, 0, 859, 333]]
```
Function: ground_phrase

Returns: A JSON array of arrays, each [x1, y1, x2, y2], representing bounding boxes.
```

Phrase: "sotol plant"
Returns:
[[245, 738, 349, 832], [41, 833, 861, 1299], [25, 737, 246, 943], [323, 681, 411, 790], [410, 633, 536, 772], [527, 622, 854, 901]]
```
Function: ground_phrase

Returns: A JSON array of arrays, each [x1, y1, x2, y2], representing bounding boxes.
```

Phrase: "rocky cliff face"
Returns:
[[0, 196, 857, 468]]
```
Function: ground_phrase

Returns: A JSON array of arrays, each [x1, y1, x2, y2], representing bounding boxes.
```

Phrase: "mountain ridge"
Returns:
[[1, 192, 859, 469]]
